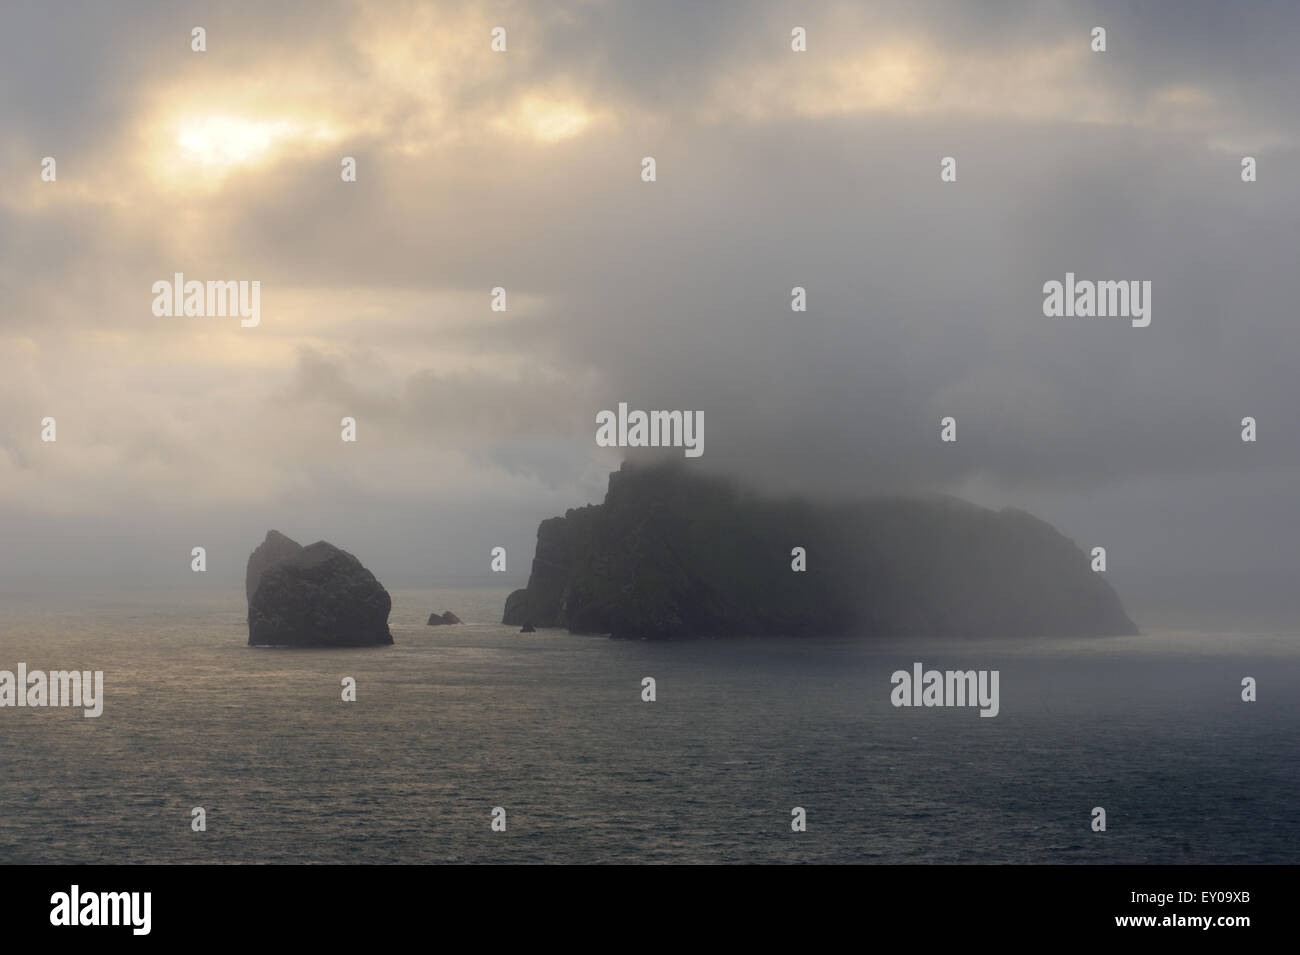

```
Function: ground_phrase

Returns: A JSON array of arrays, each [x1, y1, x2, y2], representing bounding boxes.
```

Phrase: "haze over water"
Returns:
[[2, 587, 1294, 864]]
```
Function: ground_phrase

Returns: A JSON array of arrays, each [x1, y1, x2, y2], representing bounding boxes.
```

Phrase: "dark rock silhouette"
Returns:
[[427, 611, 461, 626], [245, 529, 301, 602], [520, 622, 536, 633], [502, 462, 1139, 640], [503, 589, 528, 628], [246, 530, 393, 647]]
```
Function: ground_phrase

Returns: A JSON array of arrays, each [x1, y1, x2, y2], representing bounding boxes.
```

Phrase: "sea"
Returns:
[[0, 586, 1296, 864]]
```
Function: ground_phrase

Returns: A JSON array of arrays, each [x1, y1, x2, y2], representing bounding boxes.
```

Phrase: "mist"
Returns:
[[2, 1, 1298, 624]]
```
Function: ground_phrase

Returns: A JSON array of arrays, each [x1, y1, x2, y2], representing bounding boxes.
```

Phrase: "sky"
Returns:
[[1, 0, 1298, 618]]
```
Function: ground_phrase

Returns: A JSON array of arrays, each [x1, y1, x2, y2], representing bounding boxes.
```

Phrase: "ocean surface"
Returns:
[[0, 586, 1296, 864]]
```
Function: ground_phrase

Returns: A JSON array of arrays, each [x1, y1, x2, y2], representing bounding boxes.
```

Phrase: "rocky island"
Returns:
[[246, 530, 394, 647], [503, 462, 1138, 640]]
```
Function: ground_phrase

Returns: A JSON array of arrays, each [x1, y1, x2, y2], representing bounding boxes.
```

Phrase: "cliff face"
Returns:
[[246, 531, 394, 647], [245, 529, 302, 602], [502, 463, 1138, 639]]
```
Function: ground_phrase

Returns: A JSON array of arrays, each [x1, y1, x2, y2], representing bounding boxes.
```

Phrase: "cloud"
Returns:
[[1, 0, 1298, 598]]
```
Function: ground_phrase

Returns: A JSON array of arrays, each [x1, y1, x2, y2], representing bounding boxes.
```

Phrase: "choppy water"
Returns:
[[0, 586, 1296, 864]]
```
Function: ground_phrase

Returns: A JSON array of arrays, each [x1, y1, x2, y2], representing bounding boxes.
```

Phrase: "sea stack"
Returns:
[[246, 530, 394, 647]]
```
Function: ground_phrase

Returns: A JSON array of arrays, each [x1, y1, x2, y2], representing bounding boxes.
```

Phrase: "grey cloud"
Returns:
[[1, 0, 1298, 607]]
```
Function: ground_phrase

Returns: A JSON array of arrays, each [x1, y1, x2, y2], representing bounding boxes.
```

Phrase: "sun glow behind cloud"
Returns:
[[492, 95, 602, 143], [175, 115, 304, 166], [135, 94, 346, 191]]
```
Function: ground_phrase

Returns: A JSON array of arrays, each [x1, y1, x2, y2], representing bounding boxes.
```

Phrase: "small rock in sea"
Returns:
[[520, 622, 536, 633], [427, 611, 461, 626]]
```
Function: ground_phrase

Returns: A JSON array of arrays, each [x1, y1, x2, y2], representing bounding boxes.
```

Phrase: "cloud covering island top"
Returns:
[[504, 462, 1137, 640]]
